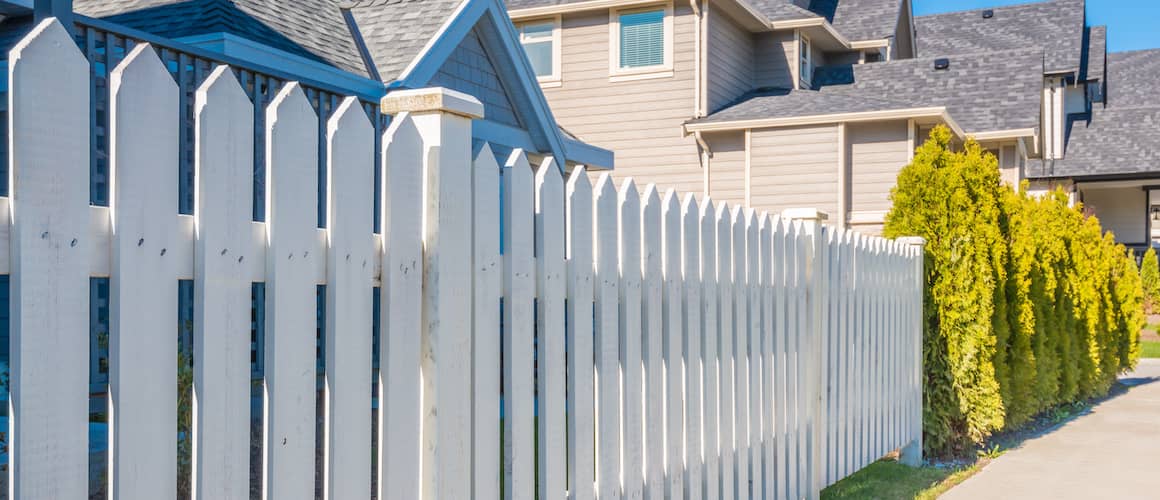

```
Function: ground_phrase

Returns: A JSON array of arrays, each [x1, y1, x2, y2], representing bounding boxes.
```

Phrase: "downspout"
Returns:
[[695, 130, 712, 198], [691, 0, 705, 117]]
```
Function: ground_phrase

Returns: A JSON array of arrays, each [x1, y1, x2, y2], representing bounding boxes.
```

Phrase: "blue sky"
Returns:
[[913, 0, 1160, 52]]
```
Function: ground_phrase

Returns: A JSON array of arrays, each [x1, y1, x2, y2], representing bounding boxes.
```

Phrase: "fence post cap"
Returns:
[[781, 207, 829, 222], [380, 87, 485, 120], [897, 236, 927, 248]]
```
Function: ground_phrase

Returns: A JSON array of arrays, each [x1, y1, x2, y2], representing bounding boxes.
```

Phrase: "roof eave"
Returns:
[[684, 106, 966, 138]]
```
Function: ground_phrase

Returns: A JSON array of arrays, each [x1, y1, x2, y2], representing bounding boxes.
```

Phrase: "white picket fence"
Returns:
[[6, 19, 923, 500]]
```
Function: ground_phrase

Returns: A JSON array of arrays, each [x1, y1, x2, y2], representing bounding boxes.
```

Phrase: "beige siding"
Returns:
[[754, 31, 794, 89], [1082, 187, 1147, 244], [704, 131, 745, 206], [706, 7, 754, 113], [847, 121, 910, 214], [544, 5, 702, 195], [748, 125, 840, 215]]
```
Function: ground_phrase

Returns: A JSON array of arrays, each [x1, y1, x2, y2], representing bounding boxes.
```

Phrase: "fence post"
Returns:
[[897, 236, 926, 467], [783, 208, 829, 497], [380, 87, 484, 499]]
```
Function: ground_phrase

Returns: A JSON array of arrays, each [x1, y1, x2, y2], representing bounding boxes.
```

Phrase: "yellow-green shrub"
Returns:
[[1139, 247, 1160, 311], [885, 125, 1143, 457]]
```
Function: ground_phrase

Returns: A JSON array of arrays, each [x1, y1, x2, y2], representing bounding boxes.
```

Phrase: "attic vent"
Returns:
[[934, 58, 950, 70], [982, 9, 994, 19]]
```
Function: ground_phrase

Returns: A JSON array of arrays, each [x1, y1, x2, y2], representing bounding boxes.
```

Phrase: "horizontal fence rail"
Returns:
[[6, 19, 923, 500]]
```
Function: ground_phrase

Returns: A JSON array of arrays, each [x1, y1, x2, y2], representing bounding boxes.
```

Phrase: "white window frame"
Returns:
[[797, 31, 812, 89], [608, 2, 674, 82], [518, 16, 562, 87]]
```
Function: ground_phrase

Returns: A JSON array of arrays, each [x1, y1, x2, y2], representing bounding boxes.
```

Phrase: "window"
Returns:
[[610, 3, 673, 80], [799, 33, 812, 88], [519, 19, 560, 84]]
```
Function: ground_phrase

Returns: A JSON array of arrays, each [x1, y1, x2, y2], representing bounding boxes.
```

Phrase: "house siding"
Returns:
[[754, 31, 794, 90], [706, 7, 754, 113], [847, 120, 910, 214], [429, 27, 523, 128], [705, 131, 746, 206], [1082, 187, 1147, 244], [748, 125, 840, 215], [543, 4, 702, 195]]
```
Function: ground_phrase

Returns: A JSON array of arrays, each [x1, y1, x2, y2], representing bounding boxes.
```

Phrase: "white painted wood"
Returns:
[[744, 209, 760, 500], [593, 173, 622, 500], [640, 184, 663, 500], [566, 167, 596, 500], [415, 97, 477, 500], [790, 221, 805, 500], [472, 144, 503, 500], [379, 112, 424, 500], [323, 97, 374, 500], [262, 83, 319, 500], [700, 198, 720, 500], [681, 194, 703, 500], [619, 179, 644, 500], [758, 213, 775, 500], [503, 150, 536, 500], [192, 65, 254, 500], [535, 158, 567, 500], [730, 206, 748, 499], [661, 190, 684, 500], [7, 18, 91, 500], [107, 43, 179, 500], [715, 203, 734, 500], [773, 219, 788, 500]]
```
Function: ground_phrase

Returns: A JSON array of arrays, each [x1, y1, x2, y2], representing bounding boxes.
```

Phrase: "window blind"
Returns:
[[619, 10, 664, 68]]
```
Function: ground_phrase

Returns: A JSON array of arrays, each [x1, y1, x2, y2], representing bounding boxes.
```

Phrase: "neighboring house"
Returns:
[[505, 0, 1125, 235]]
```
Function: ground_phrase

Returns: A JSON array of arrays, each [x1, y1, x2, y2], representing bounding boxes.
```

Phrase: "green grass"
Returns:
[[1142, 341, 1160, 358], [821, 459, 984, 500]]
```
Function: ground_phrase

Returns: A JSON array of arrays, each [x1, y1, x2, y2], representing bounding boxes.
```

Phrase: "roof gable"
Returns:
[[429, 26, 524, 128]]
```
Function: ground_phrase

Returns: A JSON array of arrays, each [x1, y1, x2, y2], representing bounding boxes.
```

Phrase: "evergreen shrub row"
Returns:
[[883, 126, 1143, 457]]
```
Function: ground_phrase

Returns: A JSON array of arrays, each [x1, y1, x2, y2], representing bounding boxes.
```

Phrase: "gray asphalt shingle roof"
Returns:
[[1083, 25, 1106, 81], [692, 49, 1044, 134], [915, 0, 1084, 75], [804, 0, 903, 41], [346, 0, 465, 83], [1032, 49, 1160, 179], [73, 0, 469, 83], [74, 0, 371, 77]]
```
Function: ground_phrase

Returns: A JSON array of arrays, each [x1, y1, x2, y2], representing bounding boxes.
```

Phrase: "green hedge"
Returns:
[[883, 126, 1143, 457], [1140, 247, 1160, 311]]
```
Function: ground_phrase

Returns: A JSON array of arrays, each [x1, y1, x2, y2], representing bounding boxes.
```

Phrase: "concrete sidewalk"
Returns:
[[941, 359, 1160, 499]]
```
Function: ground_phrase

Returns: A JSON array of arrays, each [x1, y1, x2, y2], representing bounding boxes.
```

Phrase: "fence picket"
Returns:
[[733, 207, 751, 499], [773, 220, 788, 500], [619, 178, 644, 500], [716, 203, 735, 500], [662, 190, 685, 500], [263, 82, 319, 500], [192, 65, 254, 500], [759, 214, 775, 500], [535, 158, 567, 500], [594, 173, 622, 500], [472, 144, 503, 500], [380, 111, 424, 500], [322, 97, 374, 500], [108, 43, 180, 500], [641, 184, 664, 500], [566, 167, 596, 500], [745, 209, 761, 499], [700, 198, 721, 500], [681, 194, 703, 500], [503, 150, 536, 500]]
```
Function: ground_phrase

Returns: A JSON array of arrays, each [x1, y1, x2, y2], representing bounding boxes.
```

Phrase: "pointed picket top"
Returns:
[[474, 141, 500, 170], [661, 189, 681, 275], [11, 18, 87, 72], [535, 156, 563, 203], [267, 81, 315, 130], [111, 43, 175, 96], [595, 172, 617, 206], [197, 65, 250, 116], [641, 182, 661, 218], [566, 165, 592, 200], [681, 192, 699, 223], [506, 148, 530, 168], [617, 177, 641, 224], [328, 96, 372, 138]]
